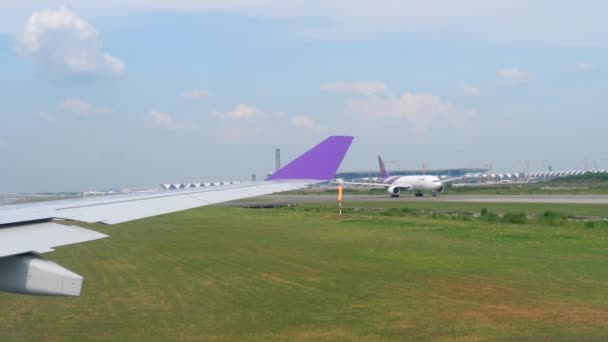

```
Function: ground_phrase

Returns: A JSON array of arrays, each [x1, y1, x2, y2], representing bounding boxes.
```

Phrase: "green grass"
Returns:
[[306, 200, 608, 218], [546, 173, 608, 185], [1, 202, 608, 341], [446, 184, 608, 195]]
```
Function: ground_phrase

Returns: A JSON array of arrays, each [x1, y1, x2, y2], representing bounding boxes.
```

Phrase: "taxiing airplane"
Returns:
[[337, 155, 459, 198], [0, 136, 354, 296]]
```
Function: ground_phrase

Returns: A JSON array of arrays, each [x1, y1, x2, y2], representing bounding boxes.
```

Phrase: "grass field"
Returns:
[[304, 200, 608, 218], [1, 200, 608, 341]]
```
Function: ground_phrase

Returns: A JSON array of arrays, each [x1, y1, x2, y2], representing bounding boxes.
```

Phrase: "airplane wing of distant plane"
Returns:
[[333, 180, 412, 189], [0, 135, 354, 297], [334, 181, 389, 187], [439, 176, 466, 183]]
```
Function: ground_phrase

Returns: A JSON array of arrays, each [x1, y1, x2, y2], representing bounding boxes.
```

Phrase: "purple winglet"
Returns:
[[266, 136, 354, 181]]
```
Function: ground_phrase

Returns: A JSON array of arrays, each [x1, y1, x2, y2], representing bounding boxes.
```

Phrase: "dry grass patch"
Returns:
[[259, 273, 304, 288], [434, 278, 608, 325]]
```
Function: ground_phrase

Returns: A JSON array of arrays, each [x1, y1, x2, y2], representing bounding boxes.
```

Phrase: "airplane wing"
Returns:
[[333, 180, 414, 194], [333, 180, 390, 188], [0, 135, 354, 297], [439, 176, 466, 183], [332, 180, 413, 190]]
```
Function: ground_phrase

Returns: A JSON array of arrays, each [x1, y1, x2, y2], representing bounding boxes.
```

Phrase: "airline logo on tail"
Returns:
[[378, 155, 389, 179]]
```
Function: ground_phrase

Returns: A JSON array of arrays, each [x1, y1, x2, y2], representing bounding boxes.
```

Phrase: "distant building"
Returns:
[[161, 180, 242, 190], [275, 148, 281, 171]]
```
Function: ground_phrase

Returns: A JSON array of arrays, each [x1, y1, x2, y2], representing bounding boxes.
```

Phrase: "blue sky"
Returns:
[[0, 1, 607, 192]]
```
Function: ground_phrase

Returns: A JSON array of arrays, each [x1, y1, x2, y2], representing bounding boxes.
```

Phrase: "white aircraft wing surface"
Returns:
[[0, 135, 354, 296], [0, 181, 311, 226]]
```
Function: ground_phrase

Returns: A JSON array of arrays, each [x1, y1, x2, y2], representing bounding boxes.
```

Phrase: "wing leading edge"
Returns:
[[0, 135, 354, 296]]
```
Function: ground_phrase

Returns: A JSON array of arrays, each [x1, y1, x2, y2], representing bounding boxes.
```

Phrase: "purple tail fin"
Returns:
[[378, 155, 389, 178], [266, 136, 354, 181]]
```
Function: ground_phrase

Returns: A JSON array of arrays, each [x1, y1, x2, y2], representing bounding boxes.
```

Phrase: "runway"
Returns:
[[226, 194, 608, 206]]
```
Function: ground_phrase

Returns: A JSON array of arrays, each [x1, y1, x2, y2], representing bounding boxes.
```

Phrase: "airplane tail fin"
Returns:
[[266, 136, 354, 181], [378, 155, 389, 178]]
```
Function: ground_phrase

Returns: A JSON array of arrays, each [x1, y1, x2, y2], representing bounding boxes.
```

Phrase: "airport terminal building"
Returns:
[[336, 168, 489, 180]]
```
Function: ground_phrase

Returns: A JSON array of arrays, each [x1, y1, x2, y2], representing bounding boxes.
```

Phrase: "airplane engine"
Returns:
[[437, 186, 444, 192], [0, 254, 83, 296], [388, 185, 400, 197]]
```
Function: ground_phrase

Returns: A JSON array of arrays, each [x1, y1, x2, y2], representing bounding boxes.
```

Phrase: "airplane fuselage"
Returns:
[[382, 175, 444, 196]]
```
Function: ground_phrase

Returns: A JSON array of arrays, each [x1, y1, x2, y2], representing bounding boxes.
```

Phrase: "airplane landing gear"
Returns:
[[432, 192, 438, 197]]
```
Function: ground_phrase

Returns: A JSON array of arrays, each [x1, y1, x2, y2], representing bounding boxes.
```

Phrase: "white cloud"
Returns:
[[215, 104, 261, 121], [291, 115, 319, 129], [575, 62, 594, 72], [59, 98, 110, 116], [461, 84, 482, 97], [16, 7, 125, 79], [181, 89, 210, 99], [33, 111, 55, 122], [321, 81, 387, 96], [350, 92, 470, 132], [324, 80, 473, 132], [497, 67, 531, 85], [149, 111, 186, 129]]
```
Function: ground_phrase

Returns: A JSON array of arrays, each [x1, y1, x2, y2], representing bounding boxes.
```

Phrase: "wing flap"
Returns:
[[0, 222, 108, 258]]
